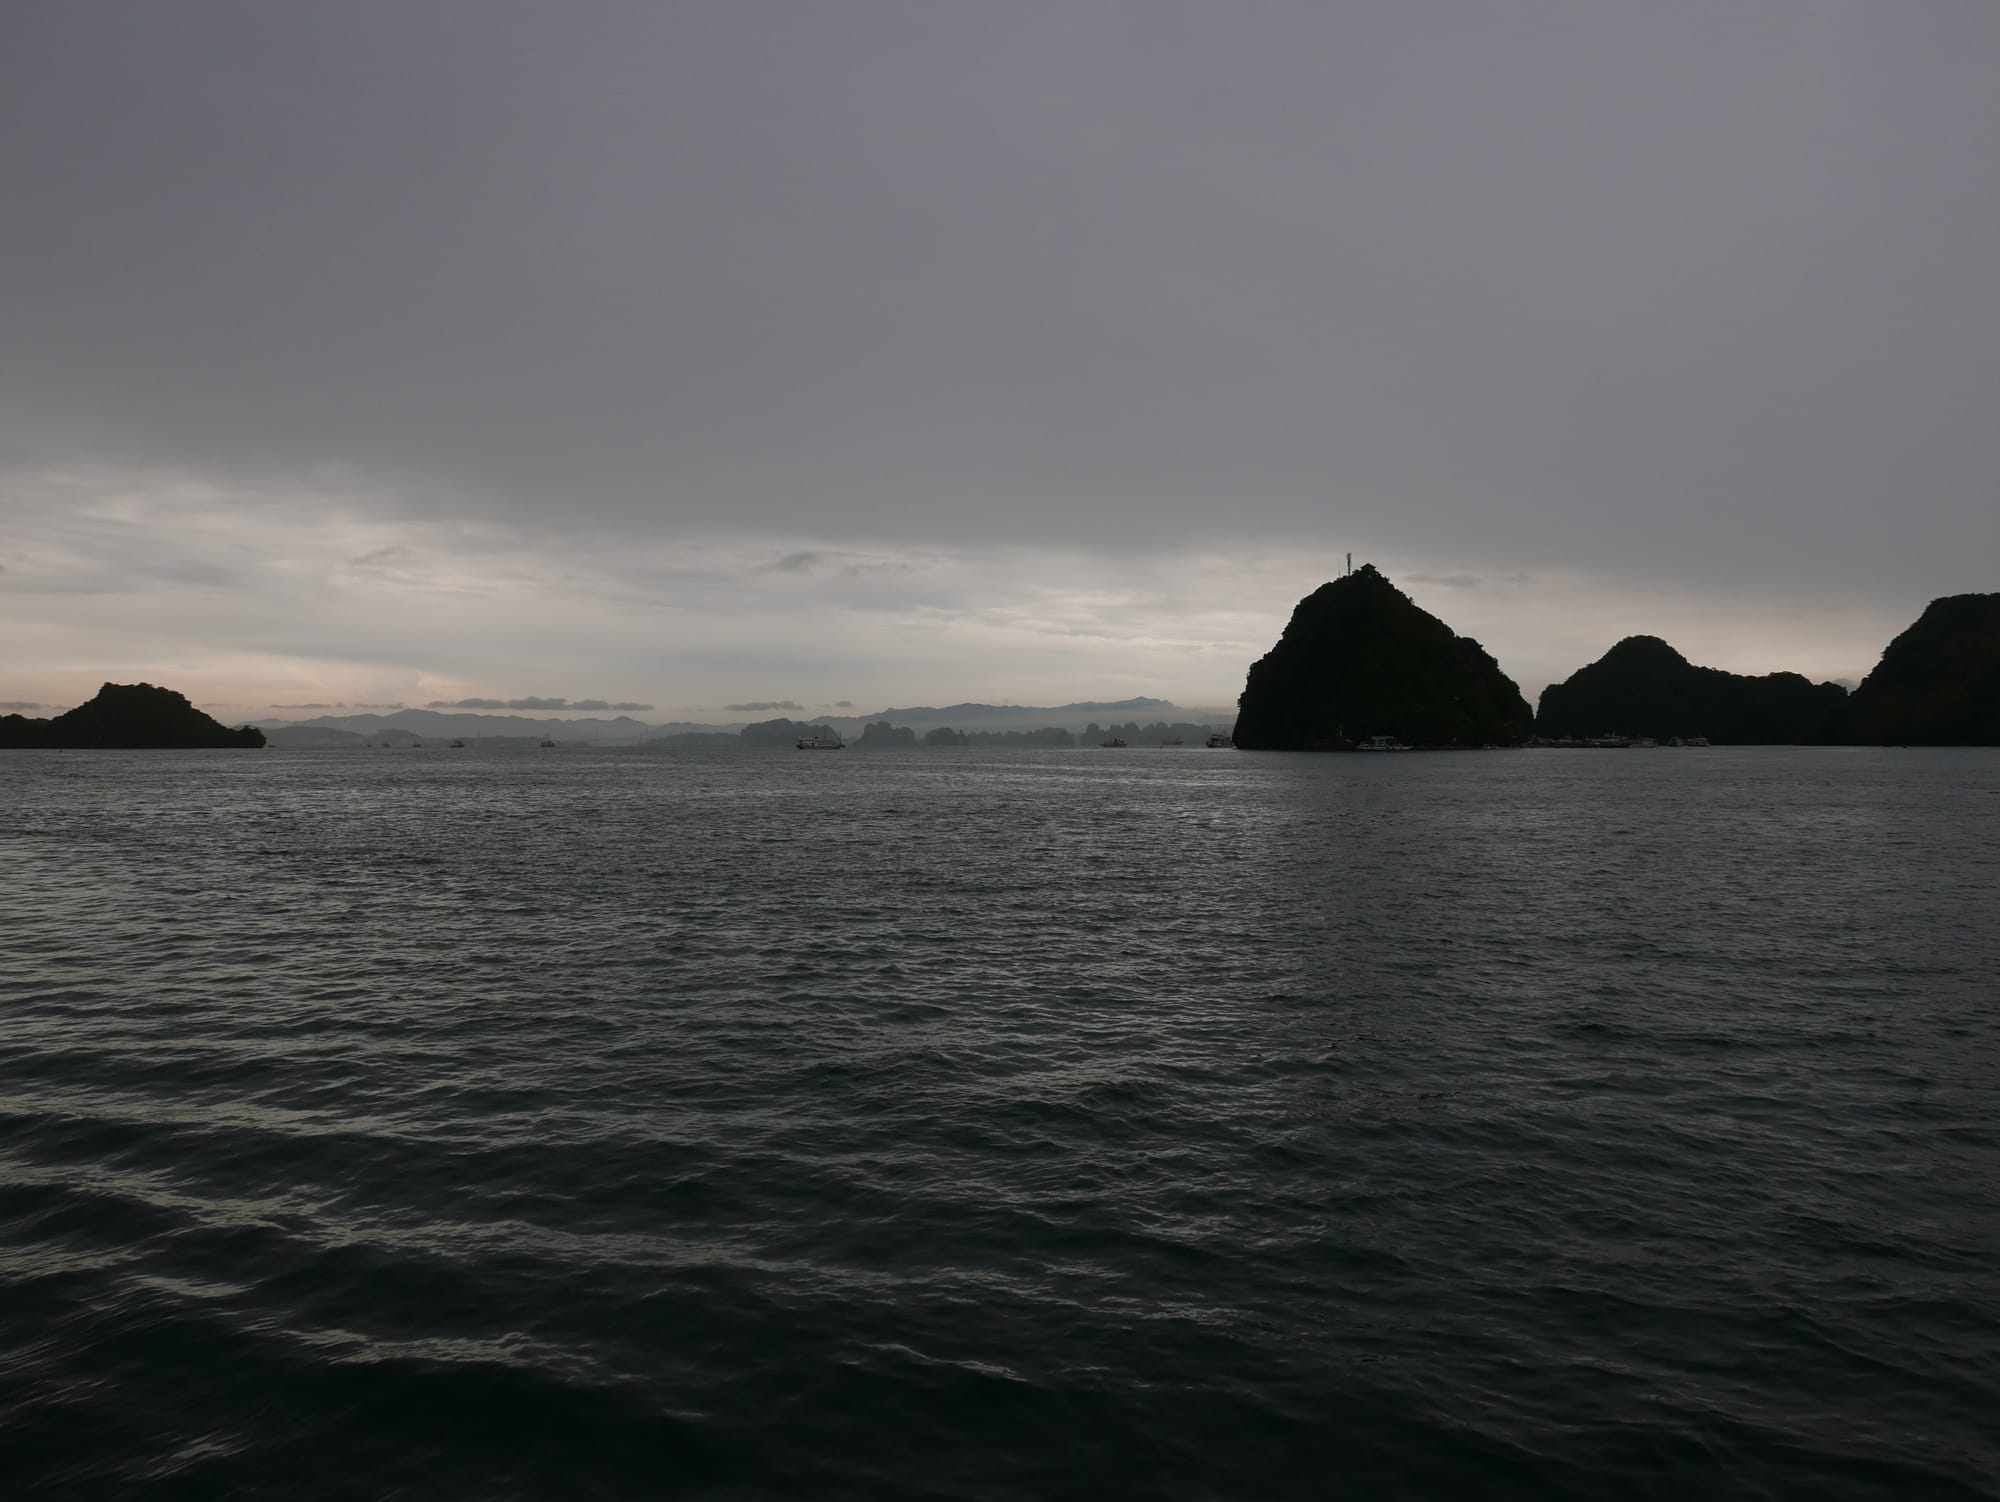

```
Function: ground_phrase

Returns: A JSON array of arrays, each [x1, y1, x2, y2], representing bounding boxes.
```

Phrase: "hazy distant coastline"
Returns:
[[249, 697, 1236, 750]]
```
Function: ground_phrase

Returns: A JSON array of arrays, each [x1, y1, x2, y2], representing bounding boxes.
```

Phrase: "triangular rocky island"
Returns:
[[1233, 564, 1532, 749], [0, 683, 266, 749]]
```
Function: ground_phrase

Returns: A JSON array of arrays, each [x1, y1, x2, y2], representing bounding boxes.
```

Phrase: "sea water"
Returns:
[[2, 746, 1995, 1499]]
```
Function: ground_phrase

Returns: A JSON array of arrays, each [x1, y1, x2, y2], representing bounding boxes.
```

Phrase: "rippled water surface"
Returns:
[[3, 746, 1997, 1499]]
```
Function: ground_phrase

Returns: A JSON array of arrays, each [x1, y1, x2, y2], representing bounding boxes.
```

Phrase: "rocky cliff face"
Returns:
[[1233, 566, 1532, 749], [1845, 593, 2000, 745], [1533, 637, 1848, 744], [0, 683, 266, 749]]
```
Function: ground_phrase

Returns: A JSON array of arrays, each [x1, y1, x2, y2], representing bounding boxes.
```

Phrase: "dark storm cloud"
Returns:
[[726, 701, 804, 713]]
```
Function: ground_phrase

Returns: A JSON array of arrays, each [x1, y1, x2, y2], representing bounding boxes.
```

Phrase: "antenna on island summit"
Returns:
[[1345, 551, 1352, 577]]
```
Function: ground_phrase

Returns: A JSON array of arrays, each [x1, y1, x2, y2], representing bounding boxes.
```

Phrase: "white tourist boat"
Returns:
[[795, 733, 845, 750]]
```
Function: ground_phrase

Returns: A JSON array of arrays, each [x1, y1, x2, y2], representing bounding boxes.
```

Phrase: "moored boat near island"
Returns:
[[796, 733, 845, 749]]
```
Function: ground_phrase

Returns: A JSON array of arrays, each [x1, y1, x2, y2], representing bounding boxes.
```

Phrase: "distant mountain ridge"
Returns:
[[256, 696, 1219, 742], [255, 708, 688, 742]]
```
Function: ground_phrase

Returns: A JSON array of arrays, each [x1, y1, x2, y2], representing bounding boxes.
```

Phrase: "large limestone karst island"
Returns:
[[1845, 592, 2000, 745], [1233, 565, 1533, 749], [0, 683, 266, 749], [1534, 636, 1849, 744]]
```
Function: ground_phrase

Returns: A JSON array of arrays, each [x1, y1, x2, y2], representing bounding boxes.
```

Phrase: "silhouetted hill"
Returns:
[[1535, 637, 1849, 744], [1233, 565, 1531, 749], [856, 721, 918, 748], [0, 683, 265, 749], [1845, 593, 2000, 745], [740, 717, 834, 747]]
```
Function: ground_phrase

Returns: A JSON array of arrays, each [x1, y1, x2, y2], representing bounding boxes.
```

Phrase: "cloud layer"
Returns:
[[426, 697, 654, 712], [3, 5, 1996, 710]]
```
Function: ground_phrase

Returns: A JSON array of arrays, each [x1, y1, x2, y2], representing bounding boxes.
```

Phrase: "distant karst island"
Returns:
[[7, 585, 1995, 753], [0, 683, 265, 749], [1235, 567, 1999, 748]]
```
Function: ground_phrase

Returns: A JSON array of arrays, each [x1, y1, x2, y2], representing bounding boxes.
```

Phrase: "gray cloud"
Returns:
[[1405, 573, 1484, 591], [1, 701, 46, 711], [425, 696, 653, 712], [726, 700, 804, 713], [2, 4, 1995, 707]]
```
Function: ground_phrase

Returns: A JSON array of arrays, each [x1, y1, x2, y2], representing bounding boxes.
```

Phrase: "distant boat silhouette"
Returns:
[[1100, 737, 1127, 748], [540, 738, 556, 748], [1205, 733, 1233, 749], [448, 738, 465, 748], [796, 733, 845, 750]]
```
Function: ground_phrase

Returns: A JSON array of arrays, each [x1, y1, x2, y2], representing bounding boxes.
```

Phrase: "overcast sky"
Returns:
[[4, 1, 1996, 719]]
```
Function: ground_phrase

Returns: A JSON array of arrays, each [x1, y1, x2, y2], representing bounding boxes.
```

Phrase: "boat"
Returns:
[[539, 738, 556, 749], [1100, 737, 1127, 748], [795, 733, 845, 750], [1588, 735, 1631, 749], [1205, 733, 1233, 749], [448, 738, 465, 748], [1356, 735, 1412, 752]]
